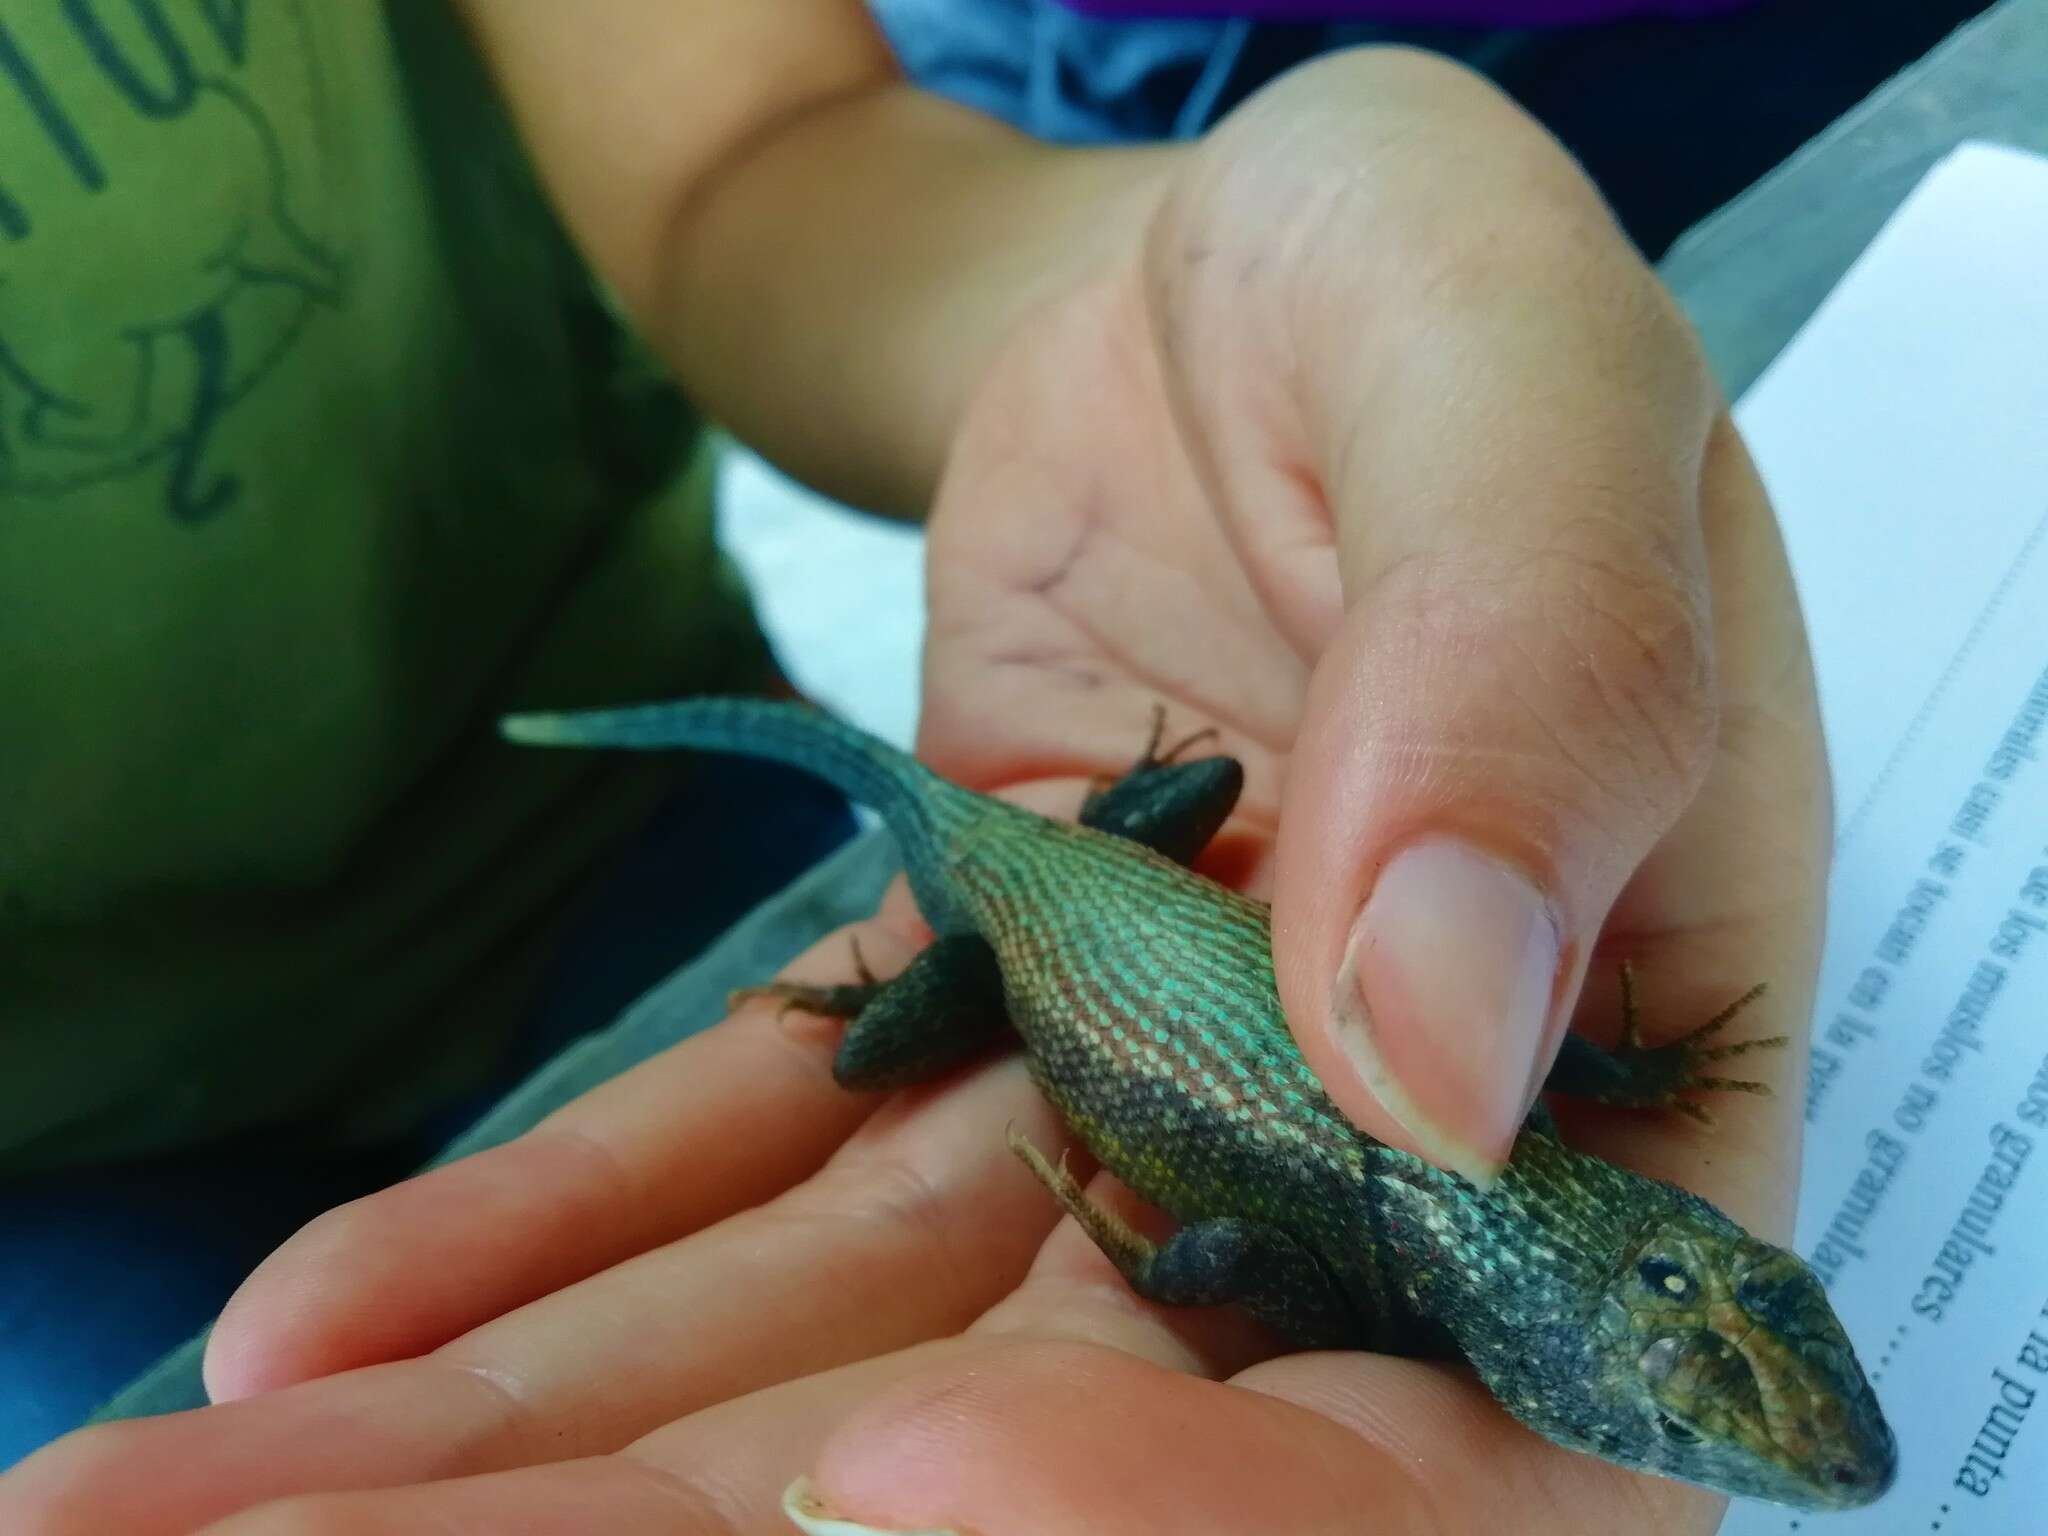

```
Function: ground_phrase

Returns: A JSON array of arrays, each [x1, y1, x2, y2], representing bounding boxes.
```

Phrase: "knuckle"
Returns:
[[808, 1149, 956, 1251], [1547, 534, 1718, 792], [780, 1148, 982, 1314], [1374, 535, 1718, 823], [1515, 535, 1719, 821]]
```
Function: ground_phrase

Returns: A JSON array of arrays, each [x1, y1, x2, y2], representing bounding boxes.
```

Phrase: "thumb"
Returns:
[[1273, 502, 1717, 1184], [1153, 54, 1725, 1180]]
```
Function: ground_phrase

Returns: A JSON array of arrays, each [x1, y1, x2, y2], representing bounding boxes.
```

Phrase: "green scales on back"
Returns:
[[957, 814, 1414, 1316], [504, 697, 1897, 1513]]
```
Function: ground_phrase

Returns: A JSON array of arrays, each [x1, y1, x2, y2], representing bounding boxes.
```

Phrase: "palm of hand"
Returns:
[[917, 267, 1305, 879]]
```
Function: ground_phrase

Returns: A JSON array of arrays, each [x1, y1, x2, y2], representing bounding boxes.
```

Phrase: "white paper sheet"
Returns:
[[717, 448, 926, 752], [1719, 142, 2048, 1535]]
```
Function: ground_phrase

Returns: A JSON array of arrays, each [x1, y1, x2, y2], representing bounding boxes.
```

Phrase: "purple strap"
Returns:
[[1051, 0, 1762, 23]]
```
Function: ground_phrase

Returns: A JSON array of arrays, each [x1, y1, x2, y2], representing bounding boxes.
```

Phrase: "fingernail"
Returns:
[[1332, 838, 1560, 1185], [784, 1477, 962, 1536]]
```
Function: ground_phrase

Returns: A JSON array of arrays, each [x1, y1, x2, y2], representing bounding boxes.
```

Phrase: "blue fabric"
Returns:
[[0, 1137, 417, 1469], [1, 757, 855, 1469], [869, 0, 1995, 257], [874, 0, 1252, 141]]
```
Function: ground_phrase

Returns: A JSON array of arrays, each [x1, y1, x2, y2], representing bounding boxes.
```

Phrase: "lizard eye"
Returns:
[[1638, 1256, 1697, 1301], [1656, 1414, 1701, 1445]]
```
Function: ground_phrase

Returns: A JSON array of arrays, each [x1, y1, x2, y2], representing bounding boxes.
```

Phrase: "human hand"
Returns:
[[1, 49, 1827, 1536]]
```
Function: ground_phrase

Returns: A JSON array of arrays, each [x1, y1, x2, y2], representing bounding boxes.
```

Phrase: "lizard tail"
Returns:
[[500, 698, 983, 927]]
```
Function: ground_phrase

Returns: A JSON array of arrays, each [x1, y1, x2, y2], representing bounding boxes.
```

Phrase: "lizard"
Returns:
[[502, 697, 1896, 1513]]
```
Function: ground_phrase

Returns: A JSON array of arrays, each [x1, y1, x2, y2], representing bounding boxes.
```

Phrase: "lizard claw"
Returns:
[[848, 934, 880, 988], [727, 984, 804, 1017], [1142, 702, 1222, 769], [730, 935, 890, 1021], [1604, 968, 1782, 1116], [1006, 1123, 1154, 1271]]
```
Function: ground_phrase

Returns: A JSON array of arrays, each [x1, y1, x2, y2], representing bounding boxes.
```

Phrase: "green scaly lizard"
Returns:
[[503, 698, 1894, 1513]]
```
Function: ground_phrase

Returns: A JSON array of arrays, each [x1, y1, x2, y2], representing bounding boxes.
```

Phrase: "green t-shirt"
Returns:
[[0, 3, 767, 1168]]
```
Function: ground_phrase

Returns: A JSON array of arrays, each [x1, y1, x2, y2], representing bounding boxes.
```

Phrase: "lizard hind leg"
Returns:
[[828, 934, 1012, 1091], [1006, 1128, 1363, 1350]]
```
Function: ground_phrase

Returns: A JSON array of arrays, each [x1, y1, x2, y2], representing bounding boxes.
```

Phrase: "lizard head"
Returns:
[[1585, 1206, 1895, 1510]]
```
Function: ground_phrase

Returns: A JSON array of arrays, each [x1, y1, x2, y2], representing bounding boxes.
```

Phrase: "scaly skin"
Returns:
[[503, 698, 1895, 1513]]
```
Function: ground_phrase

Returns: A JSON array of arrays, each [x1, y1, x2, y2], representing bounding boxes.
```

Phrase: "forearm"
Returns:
[[453, 0, 1172, 518], [661, 89, 1173, 518]]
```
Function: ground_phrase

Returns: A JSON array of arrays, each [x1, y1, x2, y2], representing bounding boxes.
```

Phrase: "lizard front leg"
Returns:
[[1008, 1129, 1363, 1350], [1077, 704, 1244, 865], [1545, 963, 1785, 1124]]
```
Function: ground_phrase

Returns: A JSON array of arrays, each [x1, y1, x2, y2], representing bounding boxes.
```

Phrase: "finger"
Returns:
[[204, 916, 921, 1401], [1559, 418, 1827, 1239], [217, 1351, 1342, 1536], [1151, 52, 1729, 1180], [791, 1343, 1714, 1536], [612, 1176, 1275, 1533], [156, 1165, 1284, 1536], [187, 1457, 740, 1536], [175, 1347, 963, 1536], [1, 1059, 1062, 1536]]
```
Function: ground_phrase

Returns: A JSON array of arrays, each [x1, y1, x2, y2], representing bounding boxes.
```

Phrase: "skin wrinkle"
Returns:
[[977, 1275, 1222, 1373], [1639, 776, 1816, 905], [981, 645, 1108, 692], [970, 588, 1187, 733], [922, 298, 1309, 772], [1626, 782, 1826, 949], [525, 1122, 653, 1228], [1503, 637, 1646, 822], [610, 1448, 757, 1536], [1500, 519, 1715, 684], [820, 1150, 990, 1325], [1566, 579, 1718, 791], [1027, 549, 1286, 758], [421, 1356, 555, 1469], [1465, 538, 1716, 829], [1720, 663, 1819, 749], [1018, 511, 1098, 601], [1344, 556, 1673, 870], [1144, 200, 1322, 659], [1275, 1388, 1449, 1536]]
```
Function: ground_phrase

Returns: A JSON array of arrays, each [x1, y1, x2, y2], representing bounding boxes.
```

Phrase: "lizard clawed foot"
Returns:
[[728, 936, 883, 1020], [1006, 1124, 1156, 1273], [1602, 963, 1786, 1125], [1085, 706, 1225, 800], [1138, 702, 1221, 770]]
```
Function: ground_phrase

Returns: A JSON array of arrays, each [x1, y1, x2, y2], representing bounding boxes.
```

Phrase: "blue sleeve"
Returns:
[[869, 0, 1252, 141]]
